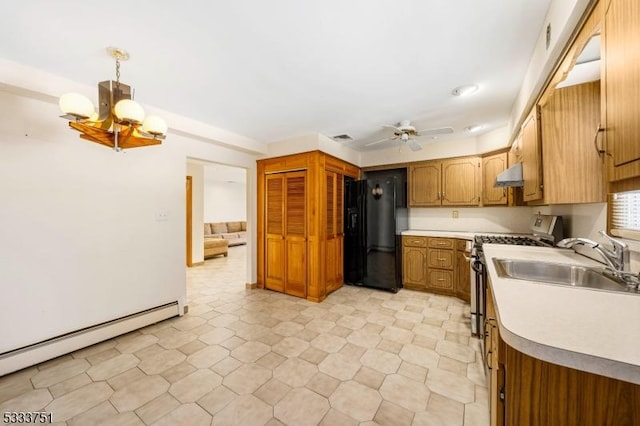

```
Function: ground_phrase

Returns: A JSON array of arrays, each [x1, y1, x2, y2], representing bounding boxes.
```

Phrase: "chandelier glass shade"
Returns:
[[59, 47, 167, 151]]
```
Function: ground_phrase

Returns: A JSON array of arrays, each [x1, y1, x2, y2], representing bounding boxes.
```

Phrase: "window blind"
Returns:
[[610, 190, 640, 239]]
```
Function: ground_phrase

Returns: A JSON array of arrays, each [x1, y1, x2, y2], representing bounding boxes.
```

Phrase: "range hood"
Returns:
[[495, 162, 524, 187]]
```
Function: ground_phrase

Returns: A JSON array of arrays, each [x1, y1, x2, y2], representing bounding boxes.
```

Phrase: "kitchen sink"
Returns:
[[492, 258, 639, 294]]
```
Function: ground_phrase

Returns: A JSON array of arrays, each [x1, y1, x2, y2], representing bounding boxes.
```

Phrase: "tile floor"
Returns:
[[0, 245, 489, 425]]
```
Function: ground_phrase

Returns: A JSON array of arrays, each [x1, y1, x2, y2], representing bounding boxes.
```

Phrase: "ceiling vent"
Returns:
[[332, 134, 354, 141]]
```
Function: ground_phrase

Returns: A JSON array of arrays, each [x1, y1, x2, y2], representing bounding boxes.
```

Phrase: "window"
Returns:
[[610, 190, 640, 240]]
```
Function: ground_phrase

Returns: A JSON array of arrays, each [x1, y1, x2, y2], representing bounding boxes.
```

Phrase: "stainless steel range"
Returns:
[[469, 214, 564, 337]]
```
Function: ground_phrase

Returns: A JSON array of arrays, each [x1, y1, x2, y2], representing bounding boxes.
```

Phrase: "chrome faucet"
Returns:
[[557, 230, 634, 282]]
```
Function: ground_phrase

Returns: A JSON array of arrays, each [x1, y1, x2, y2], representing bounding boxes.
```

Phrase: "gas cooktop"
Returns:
[[474, 235, 551, 247]]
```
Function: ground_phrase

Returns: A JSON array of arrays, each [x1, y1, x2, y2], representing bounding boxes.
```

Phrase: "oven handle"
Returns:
[[471, 259, 483, 274]]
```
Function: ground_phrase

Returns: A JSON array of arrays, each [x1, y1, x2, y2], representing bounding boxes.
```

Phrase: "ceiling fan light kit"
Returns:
[[58, 47, 167, 152]]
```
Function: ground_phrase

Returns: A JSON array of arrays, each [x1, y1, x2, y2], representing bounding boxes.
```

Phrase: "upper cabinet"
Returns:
[[409, 157, 480, 207], [521, 108, 544, 202], [540, 80, 605, 203], [482, 152, 509, 206], [603, 0, 640, 185]]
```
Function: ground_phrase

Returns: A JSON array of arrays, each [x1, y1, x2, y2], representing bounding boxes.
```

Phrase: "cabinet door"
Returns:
[[605, 0, 640, 182], [285, 172, 307, 298], [482, 153, 508, 205], [441, 157, 481, 206], [521, 108, 544, 202], [541, 82, 604, 203], [265, 175, 285, 292], [326, 171, 344, 294], [455, 246, 471, 303], [403, 246, 427, 288], [409, 163, 441, 207]]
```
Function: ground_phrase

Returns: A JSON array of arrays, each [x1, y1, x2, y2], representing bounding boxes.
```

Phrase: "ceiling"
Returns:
[[0, 0, 551, 152]]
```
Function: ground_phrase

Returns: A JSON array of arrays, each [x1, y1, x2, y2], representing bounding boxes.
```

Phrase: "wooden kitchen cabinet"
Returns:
[[402, 236, 465, 297], [408, 162, 441, 206], [540, 81, 605, 204], [426, 237, 455, 295], [482, 152, 509, 206], [603, 0, 640, 185], [402, 236, 428, 290], [487, 275, 640, 426], [455, 240, 471, 303], [486, 279, 506, 426], [521, 107, 544, 202], [257, 151, 359, 302], [409, 157, 480, 207]]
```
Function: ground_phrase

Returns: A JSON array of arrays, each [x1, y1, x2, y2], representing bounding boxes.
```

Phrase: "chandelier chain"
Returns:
[[115, 58, 121, 90]]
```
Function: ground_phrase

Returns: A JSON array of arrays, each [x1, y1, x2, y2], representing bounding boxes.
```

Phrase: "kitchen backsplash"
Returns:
[[408, 206, 534, 233]]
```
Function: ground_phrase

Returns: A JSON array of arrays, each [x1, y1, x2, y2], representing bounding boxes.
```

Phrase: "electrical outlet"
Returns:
[[452, 210, 459, 219]]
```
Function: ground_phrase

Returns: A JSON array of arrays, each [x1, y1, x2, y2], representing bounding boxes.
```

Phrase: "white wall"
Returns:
[[202, 163, 247, 223], [0, 85, 260, 354], [509, 0, 592, 138]]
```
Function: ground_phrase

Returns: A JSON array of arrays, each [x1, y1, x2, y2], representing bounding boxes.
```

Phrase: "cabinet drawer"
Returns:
[[427, 249, 454, 269], [403, 236, 427, 247], [428, 238, 454, 249], [427, 269, 454, 290]]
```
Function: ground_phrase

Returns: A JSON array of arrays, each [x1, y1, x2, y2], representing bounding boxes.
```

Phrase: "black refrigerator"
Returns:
[[344, 169, 408, 292]]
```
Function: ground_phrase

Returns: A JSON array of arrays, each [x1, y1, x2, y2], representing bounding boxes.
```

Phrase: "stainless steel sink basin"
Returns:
[[493, 258, 638, 294]]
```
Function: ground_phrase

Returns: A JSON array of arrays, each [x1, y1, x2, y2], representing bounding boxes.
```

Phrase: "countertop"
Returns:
[[401, 229, 527, 240], [483, 244, 640, 385]]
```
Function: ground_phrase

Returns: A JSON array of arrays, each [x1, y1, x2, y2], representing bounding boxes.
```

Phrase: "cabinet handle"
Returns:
[[593, 123, 605, 156], [486, 350, 493, 370], [437, 278, 445, 281], [437, 258, 446, 261]]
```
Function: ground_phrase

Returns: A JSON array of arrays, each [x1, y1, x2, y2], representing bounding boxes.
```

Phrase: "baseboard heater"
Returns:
[[0, 302, 180, 377]]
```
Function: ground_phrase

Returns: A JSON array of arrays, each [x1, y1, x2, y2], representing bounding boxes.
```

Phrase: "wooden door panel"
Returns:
[[285, 238, 307, 297], [265, 238, 285, 292], [403, 246, 427, 287], [442, 158, 480, 206], [482, 153, 508, 205], [409, 163, 441, 206], [521, 109, 543, 201]]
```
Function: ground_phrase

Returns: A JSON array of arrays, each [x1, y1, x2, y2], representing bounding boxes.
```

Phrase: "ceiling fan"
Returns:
[[365, 120, 454, 151]]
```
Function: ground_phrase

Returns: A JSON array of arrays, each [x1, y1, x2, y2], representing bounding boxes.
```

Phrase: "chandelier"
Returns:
[[59, 47, 167, 151]]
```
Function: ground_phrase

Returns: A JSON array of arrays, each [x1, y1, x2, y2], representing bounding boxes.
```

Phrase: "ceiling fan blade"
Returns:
[[407, 140, 423, 151], [382, 124, 401, 132], [365, 137, 392, 146], [416, 126, 454, 136]]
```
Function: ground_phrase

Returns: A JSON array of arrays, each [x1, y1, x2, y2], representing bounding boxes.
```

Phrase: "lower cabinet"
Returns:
[[487, 278, 640, 426], [455, 240, 471, 303], [402, 236, 470, 299]]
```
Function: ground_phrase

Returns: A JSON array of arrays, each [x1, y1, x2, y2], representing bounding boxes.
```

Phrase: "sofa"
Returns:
[[204, 221, 247, 247], [204, 238, 228, 258]]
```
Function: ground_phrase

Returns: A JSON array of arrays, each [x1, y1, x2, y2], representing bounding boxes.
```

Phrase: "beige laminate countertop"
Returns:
[[402, 230, 477, 240], [483, 244, 640, 385]]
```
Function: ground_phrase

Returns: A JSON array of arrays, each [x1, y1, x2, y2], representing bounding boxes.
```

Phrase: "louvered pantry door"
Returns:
[[284, 172, 307, 298], [264, 171, 307, 297], [265, 174, 286, 292]]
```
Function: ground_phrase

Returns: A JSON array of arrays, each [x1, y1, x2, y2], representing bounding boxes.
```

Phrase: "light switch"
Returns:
[[155, 210, 169, 221]]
